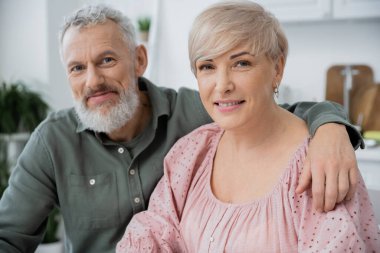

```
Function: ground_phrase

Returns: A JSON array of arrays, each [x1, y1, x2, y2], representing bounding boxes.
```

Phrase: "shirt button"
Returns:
[[134, 197, 141, 204], [210, 236, 214, 242], [89, 179, 96, 185], [129, 169, 136, 175], [118, 147, 124, 154]]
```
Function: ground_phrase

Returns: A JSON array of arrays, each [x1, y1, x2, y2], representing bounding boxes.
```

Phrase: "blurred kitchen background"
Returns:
[[1, 0, 380, 235], [1, 0, 380, 109]]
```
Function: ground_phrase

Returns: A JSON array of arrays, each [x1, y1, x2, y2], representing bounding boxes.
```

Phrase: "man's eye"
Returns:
[[70, 65, 85, 72], [102, 57, 114, 64]]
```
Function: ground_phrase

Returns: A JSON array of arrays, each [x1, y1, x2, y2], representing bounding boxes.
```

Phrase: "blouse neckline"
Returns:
[[205, 128, 310, 208]]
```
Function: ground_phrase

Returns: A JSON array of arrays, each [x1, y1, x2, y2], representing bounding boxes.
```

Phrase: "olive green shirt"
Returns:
[[0, 78, 363, 253]]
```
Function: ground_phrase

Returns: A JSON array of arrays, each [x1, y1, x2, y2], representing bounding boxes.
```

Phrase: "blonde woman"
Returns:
[[117, 1, 380, 252]]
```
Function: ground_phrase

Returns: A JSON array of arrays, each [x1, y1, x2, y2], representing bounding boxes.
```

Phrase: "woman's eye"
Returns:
[[102, 57, 114, 64], [198, 64, 214, 71], [235, 60, 251, 67]]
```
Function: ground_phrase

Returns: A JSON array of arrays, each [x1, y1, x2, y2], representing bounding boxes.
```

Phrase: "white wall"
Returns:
[[1, 0, 379, 110], [0, 0, 86, 110], [0, 0, 49, 87]]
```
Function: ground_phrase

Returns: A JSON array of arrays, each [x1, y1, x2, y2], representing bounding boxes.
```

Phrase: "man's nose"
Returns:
[[85, 65, 104, 88]]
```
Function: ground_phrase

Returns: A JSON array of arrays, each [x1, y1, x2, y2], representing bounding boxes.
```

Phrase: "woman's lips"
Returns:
[[214, 100, 245, 112]]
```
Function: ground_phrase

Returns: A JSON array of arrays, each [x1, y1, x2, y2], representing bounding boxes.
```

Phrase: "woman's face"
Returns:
[[195, 45, 283, 130]]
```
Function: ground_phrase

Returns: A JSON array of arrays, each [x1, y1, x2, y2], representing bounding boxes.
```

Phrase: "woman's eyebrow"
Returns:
[[230, 51, 251, 59]]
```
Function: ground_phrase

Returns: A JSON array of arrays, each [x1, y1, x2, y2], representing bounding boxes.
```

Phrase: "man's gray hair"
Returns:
[[58, 4, 137, 56]]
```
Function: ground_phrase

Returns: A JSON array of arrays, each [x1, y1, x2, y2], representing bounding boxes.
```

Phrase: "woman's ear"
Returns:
[[274, 55, 285, 83], [134, 45, 148, 77]]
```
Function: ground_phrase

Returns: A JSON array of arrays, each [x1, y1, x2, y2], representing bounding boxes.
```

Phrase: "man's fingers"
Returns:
[[337, 170, 350, 203], [324, 168, 339, 211], [296, 158, 312, 194], [312, 168, 326, 212], [346, 167, 359, 201]]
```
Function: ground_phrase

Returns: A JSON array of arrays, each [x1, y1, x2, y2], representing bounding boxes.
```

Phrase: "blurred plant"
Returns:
[[42, 207, 61, 243], [137, 17, 151, 32], [0, 81, 58, 244], [0, 81, 49, 134], [0, 138, 9, 198]]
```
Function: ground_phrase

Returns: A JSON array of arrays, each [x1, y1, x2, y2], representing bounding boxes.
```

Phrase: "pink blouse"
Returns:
[[117, 123, 380, 253]]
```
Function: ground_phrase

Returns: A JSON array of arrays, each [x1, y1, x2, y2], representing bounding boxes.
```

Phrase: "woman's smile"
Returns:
[[214, 99, 245, 113]]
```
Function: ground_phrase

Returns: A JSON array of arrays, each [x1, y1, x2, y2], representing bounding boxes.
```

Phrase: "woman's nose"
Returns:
[[215, 70, 233, 93]]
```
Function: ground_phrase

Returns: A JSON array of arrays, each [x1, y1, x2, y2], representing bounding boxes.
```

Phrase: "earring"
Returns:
[[274, 83, 279, 98]]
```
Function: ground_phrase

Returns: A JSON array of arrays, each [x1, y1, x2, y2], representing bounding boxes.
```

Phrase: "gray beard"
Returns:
[[74, 85, 139, 134]]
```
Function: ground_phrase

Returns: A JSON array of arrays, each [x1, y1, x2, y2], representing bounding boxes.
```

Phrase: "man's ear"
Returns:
[[134, 45, 148, 77]]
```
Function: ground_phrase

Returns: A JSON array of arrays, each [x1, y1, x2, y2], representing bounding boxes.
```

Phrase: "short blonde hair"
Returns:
[[188, 0, 288, 75]]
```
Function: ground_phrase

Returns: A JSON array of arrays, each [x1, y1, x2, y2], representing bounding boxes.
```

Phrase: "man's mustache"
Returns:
[[83, 84, 120, 101]]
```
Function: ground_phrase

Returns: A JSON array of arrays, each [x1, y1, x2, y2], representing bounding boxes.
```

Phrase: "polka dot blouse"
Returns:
[[117, 123, 380, 253]]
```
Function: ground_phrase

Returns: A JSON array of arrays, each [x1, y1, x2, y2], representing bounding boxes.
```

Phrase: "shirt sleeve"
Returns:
[[116, 132, 201, 253], [279, 101, 364, 150], [0, 130, 56, 252], [175, 87, 213, 127], [290, 174, 380, 252]]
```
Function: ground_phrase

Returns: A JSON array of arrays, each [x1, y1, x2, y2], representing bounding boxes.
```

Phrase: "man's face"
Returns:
[[61, 20, 145, 133]]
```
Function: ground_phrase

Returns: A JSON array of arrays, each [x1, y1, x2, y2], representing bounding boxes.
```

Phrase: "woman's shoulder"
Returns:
[[164, 123, 222, 172], [171, 123, 221, 151], [187, 122, 221, 136]]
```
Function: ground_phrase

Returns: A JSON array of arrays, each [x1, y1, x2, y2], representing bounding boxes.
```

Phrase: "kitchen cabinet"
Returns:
[[254, 0, 330, 22], [333, 0, 380, 19], [254, 0, 380, 22]]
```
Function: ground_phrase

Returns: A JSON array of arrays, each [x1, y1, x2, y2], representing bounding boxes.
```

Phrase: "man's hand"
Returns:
[[296, 123, 359, 212]]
